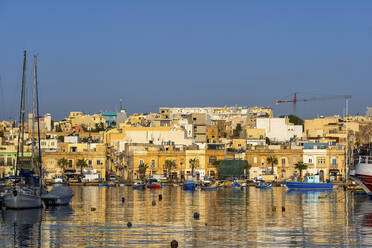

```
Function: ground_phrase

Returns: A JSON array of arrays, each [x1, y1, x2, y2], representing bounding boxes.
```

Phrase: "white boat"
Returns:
[[3, 186, 42, 209], [41, 184, 74, 206], [351, 150, 372, 195]]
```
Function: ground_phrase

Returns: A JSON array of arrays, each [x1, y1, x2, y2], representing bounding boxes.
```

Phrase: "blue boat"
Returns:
[[255, 181, 272, 189], [284, 175, 333, 190], [231, 182, 241, 188], [132, 182, 146, 189], [183, 181, 196, 191], [201, 184, 218, 190]]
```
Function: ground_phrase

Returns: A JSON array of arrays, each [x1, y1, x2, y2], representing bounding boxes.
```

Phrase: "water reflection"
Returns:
[[0, 187, 372, 247], [1, 208, 42, 248]]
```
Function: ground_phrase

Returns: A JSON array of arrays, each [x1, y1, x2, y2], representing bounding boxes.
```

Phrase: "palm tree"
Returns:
[[189, 158, 199, 177], [76, 159, 88, 175], [267, 156, 278, 175], [164, 160, 177, 181], [138, 162, 148, 180], [294, 161, 308, 180], [57, 158, 68, 171]]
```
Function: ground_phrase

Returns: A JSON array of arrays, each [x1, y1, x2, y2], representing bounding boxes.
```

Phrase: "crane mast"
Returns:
[[275, 93, 352, 117]]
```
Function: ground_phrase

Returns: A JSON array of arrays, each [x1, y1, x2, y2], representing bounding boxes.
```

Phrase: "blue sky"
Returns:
[[0, 1, 371, 121]]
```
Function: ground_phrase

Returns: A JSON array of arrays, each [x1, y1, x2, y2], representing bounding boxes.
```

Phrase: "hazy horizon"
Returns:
[[1, 1, 371, 121]]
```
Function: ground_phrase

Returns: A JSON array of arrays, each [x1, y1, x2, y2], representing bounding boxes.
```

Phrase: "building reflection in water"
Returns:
[[0, 187, 372, 247]]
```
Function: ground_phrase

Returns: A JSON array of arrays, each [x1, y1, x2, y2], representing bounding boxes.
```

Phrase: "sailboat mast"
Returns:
[[31, 55, 37, 169], [34, 55, 43, 187], [15, 50, 27, 174]]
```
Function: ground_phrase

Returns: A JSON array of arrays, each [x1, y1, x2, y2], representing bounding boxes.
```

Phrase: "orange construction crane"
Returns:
[[275, 93, 352, 117]]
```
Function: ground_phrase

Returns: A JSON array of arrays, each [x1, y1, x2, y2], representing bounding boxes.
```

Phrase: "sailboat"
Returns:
[[3, 51, 42, 209]]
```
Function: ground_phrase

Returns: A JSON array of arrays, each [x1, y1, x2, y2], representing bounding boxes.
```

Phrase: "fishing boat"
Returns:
[[255, 181, 272, 189], [350, 147, 372, 195], [132, 182, 146, 189], [284, 175, 333, 190], [147, 179, 161, 189], [3, 52, 42, 209], [201, 184, 218, 190], [231, 182, 241, 188], [183, 181, 196, 191]]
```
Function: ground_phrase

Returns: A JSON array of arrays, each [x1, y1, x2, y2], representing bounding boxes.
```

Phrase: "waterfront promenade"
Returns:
[[0, 185, 371, 247]]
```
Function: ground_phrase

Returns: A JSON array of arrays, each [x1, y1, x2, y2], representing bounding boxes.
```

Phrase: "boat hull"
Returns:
[[183, 182, 196, 191], [132, 185, 146, 189], [147, 184, 161, 189], [41, 185, 74, 206], [284, 181, 333, 190], [3, 191, 42, 209], [42, 195, 73, 206]]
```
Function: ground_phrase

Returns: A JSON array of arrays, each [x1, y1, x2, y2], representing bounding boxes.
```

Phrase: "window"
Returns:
[[68, 160, 73, 168], [308, 158, 313, 164], [139, 159, 144, 165], [281, 158, 286, 165], [41, 141, 46, 146], [209, 156, 217, 165], [70, 147, 77, 152], [317, 158, 326, 164], [151, 159, 155, 168], [51, 142, 55, 146], [259, 135, 264, 139], [97, 160, 102, 165], [88, 160, 92, 167], [0, 158, 4, 166], [332, 158, 337, 167]]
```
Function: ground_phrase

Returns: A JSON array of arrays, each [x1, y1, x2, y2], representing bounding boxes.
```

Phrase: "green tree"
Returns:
[[189, 158, 199, 177], [57, 158, 68, 171], [279, 115, 304, 126], [267, 156, 278, 175], [138, 162, 148, 180], [233, 124, 242, 137], [294, 161, 308, 180], [0, 130, 4, 137], [164, 159, 177, 180], [55, 124, 62, 132], [76, 159, 88, 175]]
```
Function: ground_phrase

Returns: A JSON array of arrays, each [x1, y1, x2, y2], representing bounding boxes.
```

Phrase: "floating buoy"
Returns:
[[152, 200, 156, 206], [127, 221, 132, 228], [272, 206, 276, 212], [282, 206, 285, 212], [91, 207, 96, 211], [193, 212, 200, 219], [170, 240, 178, 248], [122, 197, 125, 203], [159, 194, 163, 201]]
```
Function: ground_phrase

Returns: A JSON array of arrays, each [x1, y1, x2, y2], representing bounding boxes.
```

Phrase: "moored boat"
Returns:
[[147, 179, 161, 189], [201, 184, 218, 190], [133, 182, 146, 189], [41, 184, 74, 206], [284, 175, 333, 190], [183, 181, 196, 191], [350, 148, 372, 195], [255, 181, 272, 189]]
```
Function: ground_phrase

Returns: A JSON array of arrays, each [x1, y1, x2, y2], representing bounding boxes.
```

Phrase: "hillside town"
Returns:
[[1, 106, 372, 184]]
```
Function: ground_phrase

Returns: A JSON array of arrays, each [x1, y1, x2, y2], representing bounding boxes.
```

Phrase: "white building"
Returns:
[[256, 118, 302, 142], [115, 127, 193, 152]]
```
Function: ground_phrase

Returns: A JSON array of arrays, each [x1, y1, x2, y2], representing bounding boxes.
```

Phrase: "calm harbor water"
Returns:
[[0, 186, 371, 247]]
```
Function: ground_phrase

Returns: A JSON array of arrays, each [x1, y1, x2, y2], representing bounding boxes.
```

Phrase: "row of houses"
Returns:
[[0, 106, 371, 182]]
